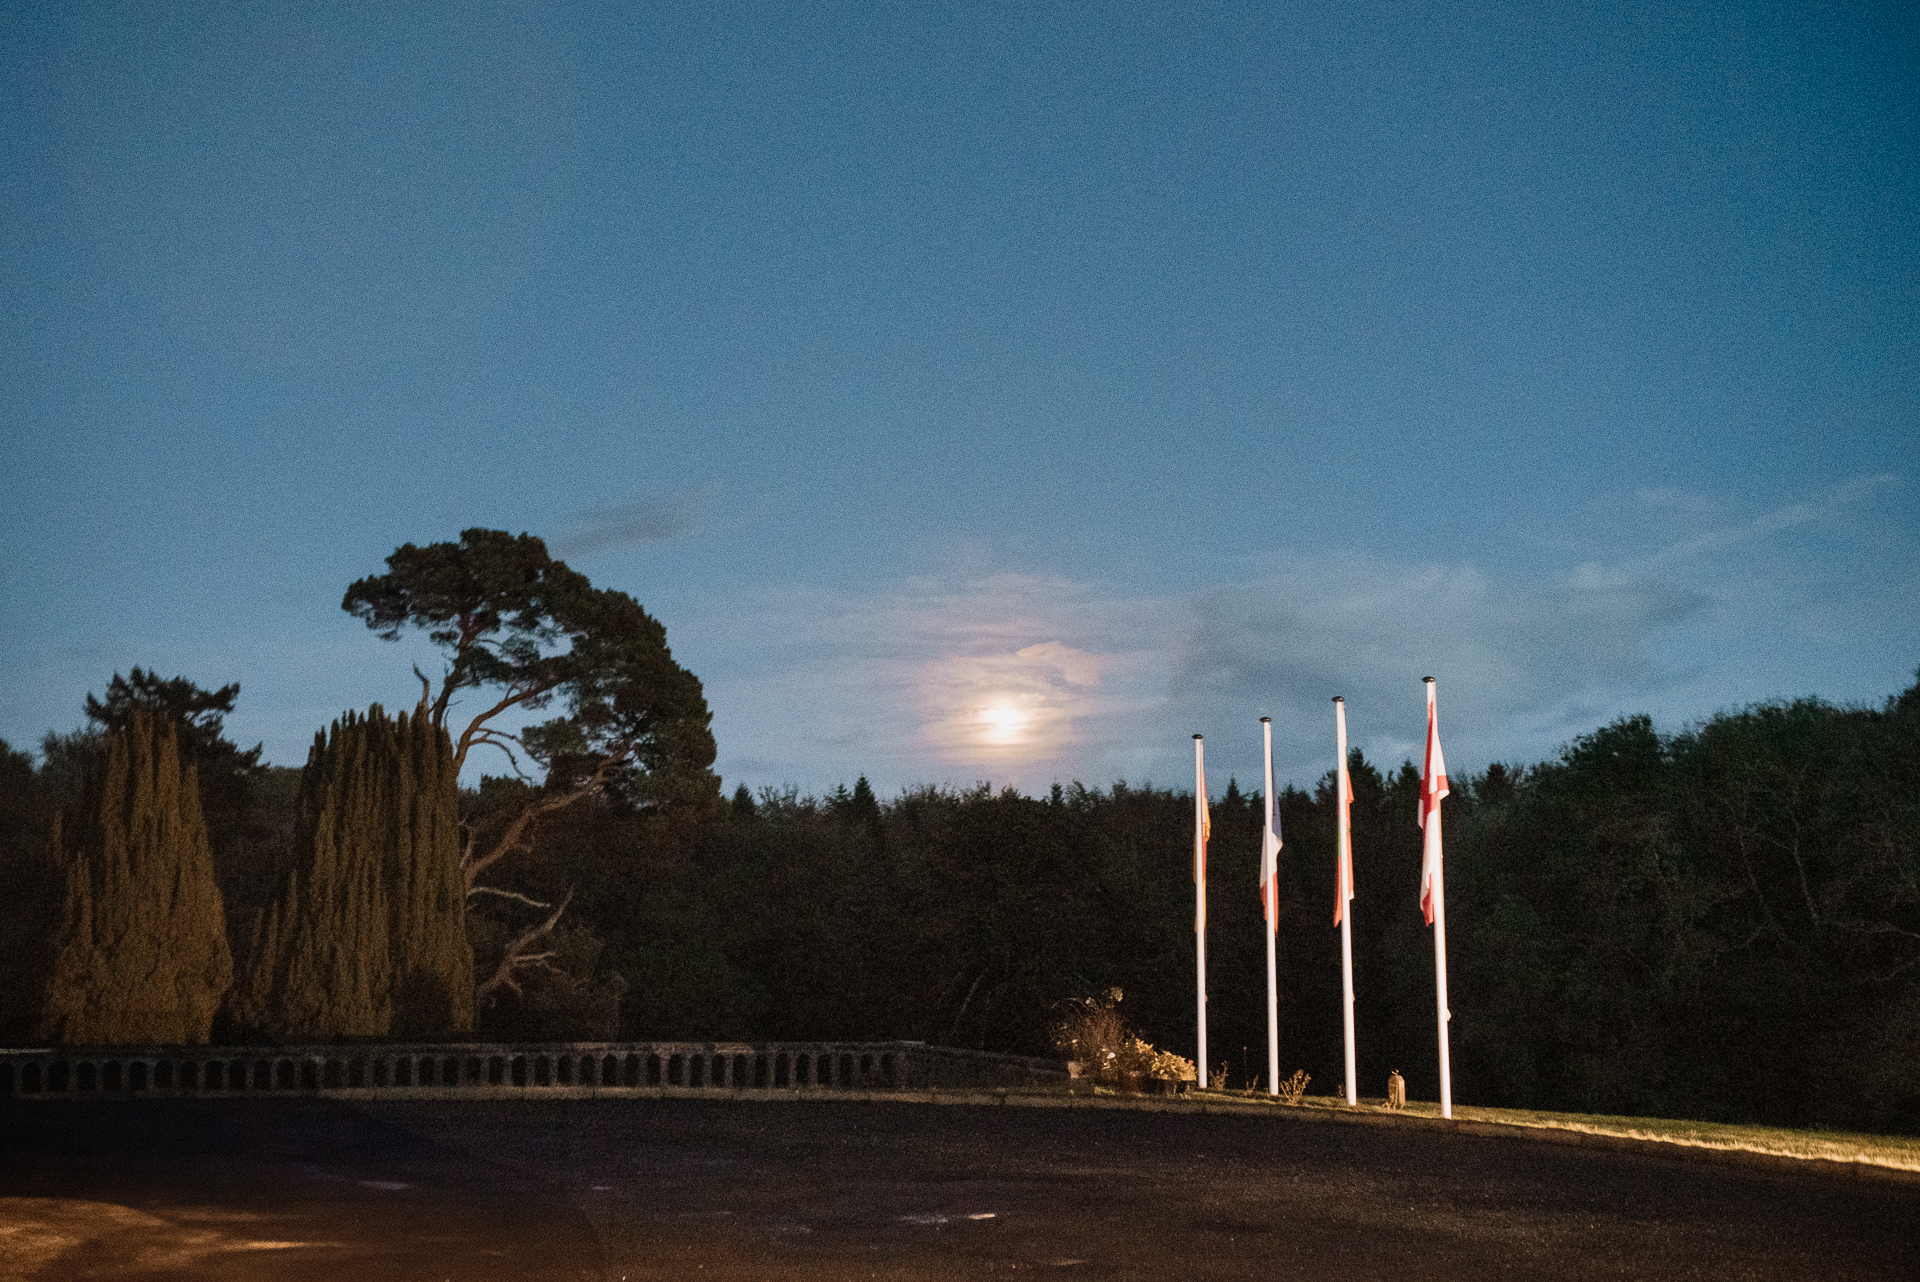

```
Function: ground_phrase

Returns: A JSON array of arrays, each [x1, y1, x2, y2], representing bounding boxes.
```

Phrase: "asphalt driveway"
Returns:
[[3, 1096, 1914, 1279]]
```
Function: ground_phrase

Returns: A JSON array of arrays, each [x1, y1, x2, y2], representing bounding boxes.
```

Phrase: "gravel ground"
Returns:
[[3, 1096, 1916, 1280]]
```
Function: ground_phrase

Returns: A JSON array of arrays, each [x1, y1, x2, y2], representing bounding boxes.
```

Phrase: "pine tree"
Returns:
[[38, 710, 234, 1045]]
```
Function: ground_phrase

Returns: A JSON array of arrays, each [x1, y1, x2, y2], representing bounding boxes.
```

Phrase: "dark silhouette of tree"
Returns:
[[84, 668, 265, 849], [84, 668, 262, 778], [0, 740, 58, 1042], [343, 529, 720, 1005]]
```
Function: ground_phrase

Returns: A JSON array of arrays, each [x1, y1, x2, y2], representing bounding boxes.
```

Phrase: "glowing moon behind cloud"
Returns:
[[981, 704, 1028, 745], [921, 642, 1108, 764]]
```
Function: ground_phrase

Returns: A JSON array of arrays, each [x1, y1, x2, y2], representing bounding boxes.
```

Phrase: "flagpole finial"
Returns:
[[1423, 676, 1435, 684], [1332, 695, 1344, 704], [1260, 716, 1270, 724], [1193, 733, 1203, 740]]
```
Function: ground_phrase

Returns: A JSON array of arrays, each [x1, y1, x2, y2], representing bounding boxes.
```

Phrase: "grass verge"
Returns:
[[1252, 1092, 1920, 1173]]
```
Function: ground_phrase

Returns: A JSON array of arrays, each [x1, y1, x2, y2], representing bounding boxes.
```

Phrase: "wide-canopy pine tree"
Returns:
[[343, 529, 719, 998], [38, 710, 233, 1045]]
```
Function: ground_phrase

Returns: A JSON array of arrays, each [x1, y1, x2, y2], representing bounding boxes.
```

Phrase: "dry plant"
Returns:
[[1049, 990, 1196, 1082], [1050, 988, 1130, 1077], [1144, 1043, 1196, 1083], [1277, 1069, 1311, 1105]]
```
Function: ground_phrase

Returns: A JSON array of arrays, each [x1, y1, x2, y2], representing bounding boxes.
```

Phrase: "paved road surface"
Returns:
[[3, 1097, 1915, 1279]]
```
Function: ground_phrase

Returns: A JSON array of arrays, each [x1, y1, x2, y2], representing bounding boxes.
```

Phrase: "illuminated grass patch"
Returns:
[[1289, 1095, 1920, 1173]]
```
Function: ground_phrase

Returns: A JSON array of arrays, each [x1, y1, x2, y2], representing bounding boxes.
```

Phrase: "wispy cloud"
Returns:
[[692, 476, 1912, 796], [1635, 473, 1902, 572], [687, 573, 1180, 792], [691, 556, 1702, 795], [1177, 555, 1705, 776], [553, 484, 715, 559], [920, 641, 1110, 762]]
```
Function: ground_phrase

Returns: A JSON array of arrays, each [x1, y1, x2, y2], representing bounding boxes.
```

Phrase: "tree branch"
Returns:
[[451, 680, 560, 775], [458, 749, 630, 891], [946, 968, 989, 1041], [468, 726, 534, 780], [476, 888, 574, 1004], [468, 886, 554, 909]]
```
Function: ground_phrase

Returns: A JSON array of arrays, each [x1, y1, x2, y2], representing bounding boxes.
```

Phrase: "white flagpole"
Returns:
[[1193, 733, 1208, 1091], [1261, 717, 1279, 1096], [1423, 677, 1453, 1120], [1334, 696, 1357, 1107]]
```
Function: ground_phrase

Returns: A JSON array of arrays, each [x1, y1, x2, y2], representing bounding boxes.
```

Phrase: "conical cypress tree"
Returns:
[[232, 704, 474, 1042], [231, 710, 392, 1040], [38, 710, 234, 1045], [386, 706, 474, 1037]]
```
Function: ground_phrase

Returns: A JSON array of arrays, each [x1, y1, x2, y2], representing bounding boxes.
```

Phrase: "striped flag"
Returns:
[[1260, 717, 1282, 1095], [1333, 765, 1355, 925], [1419, 679, 1450, 925], [1333, 695, 1358, 1104], [1194, 739, 1210, 930], [1260, 739, 1282, 930]]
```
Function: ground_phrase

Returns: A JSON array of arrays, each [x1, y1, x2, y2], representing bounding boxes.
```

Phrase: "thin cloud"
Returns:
[[693, 479, 1906, 797], [1178, 554, 1705, 780], [553, 484, 714, 559], [920, 641, 1110, 763], [1637, 473, 1902, 571], [695, 557, 1704, 795], [687, 574, 1180, 793]]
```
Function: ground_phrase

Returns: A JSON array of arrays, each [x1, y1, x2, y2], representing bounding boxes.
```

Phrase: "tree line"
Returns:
[[0, 529, 1914, 1133], [0, 529, 720, 1048], [630, 674, 1917, 1135]]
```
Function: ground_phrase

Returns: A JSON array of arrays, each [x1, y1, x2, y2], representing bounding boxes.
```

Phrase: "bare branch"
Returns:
[[946, 968, 988, 1041], [451, 679, 561, 775], [469, 727, 533, 780], [412, 664, 433, 708], [476, 888, 574, 1003], [1833, 919, 1920, 941], [459, 744, 634, 891], [468, 885, 554, 909]]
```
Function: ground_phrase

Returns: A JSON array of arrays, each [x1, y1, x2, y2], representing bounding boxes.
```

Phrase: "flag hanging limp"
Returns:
[[1194, 737, 1210, 930], [1260, 752, 1282, 931], [1333, 754, 1355, 926], [1419, 679, 1450, 926]]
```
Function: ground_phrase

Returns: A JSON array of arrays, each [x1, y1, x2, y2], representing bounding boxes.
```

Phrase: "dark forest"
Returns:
[[2, 534, 1915, 1135]]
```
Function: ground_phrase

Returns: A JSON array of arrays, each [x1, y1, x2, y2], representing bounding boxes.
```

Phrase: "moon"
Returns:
[[981, 704, 1027, 745]]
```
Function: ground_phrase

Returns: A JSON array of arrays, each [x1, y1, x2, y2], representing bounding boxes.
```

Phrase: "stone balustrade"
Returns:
[[0, 1040, 1068, 1100]]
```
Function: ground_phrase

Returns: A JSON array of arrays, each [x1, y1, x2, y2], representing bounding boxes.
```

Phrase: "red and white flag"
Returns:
[[1334, 697, 1355, 926], [1333, 766, 1355, 925], [1260, 758, 1282, 930], [1195, 737, 1210, 931], [1419, 679, 1450, 925]]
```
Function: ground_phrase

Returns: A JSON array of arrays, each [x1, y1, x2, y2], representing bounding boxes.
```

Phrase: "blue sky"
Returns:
[[4, 0, 1915, 799]]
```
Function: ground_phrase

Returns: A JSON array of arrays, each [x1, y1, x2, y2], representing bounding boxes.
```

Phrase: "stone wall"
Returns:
[[0, 1039, 1069, 1099]]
